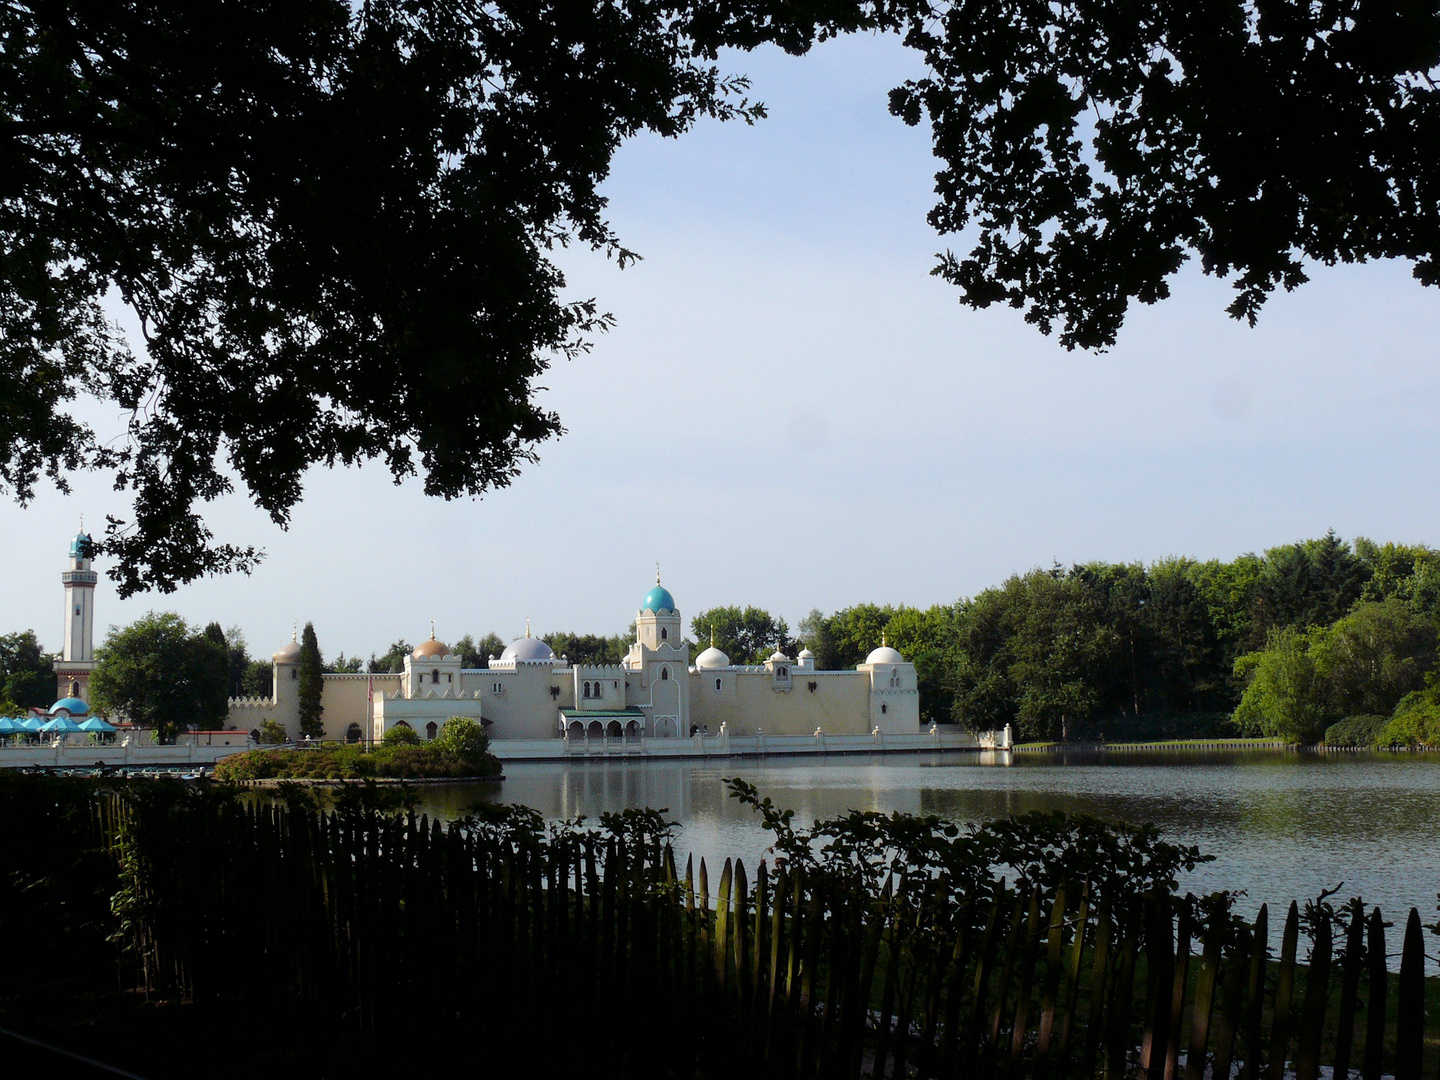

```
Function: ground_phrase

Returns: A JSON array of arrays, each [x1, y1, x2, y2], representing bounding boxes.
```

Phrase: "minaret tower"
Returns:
[[55, 526, 98, 703]]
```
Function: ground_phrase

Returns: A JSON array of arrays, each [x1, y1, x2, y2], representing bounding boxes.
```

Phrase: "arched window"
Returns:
[[425, 721, 438, 740], [69, 680, 79, 697], [890, 671, 901, 687], [446, 673, 452, 683], [778, 666, 788, 678], [660, 666, 669, 681], [661, 627, 668, 640], [715, 678, 722, 691], [395, 720, 412, 729], [881, 704, 887, 715], [291, 668, 298, 679], [431, 669, 440, 684], [249, 729, 261, 742]]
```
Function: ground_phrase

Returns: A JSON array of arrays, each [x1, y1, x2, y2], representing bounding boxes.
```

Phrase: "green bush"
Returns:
[[214, 738, 502, 782], [436, 716, 489, 768], [1377, 687, 1440, 747], [1322, 714, 1388, 747], [382, 725, 420, 746], [258, 719, 288, 744]]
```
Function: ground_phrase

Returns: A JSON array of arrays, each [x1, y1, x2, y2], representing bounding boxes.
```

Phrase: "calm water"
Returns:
[[405, 749, 1440, 923]]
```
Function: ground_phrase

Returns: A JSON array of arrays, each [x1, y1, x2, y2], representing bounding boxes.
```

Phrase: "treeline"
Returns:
[[781, 533, 1440, 744], [10, 532, 1439, 744]]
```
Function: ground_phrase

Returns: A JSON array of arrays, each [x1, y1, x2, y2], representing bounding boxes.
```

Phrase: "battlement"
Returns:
[[227, 697, 276, 710]]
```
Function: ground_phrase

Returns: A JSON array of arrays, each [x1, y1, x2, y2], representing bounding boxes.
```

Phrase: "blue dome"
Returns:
[[50, 697, 90, 716], [68, 532, 92, 560], [641, 584, 676, 613]]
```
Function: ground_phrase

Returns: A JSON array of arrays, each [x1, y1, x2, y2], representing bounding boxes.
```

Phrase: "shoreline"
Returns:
[[1012, 738, 1287, 752], [1011, 738, 1439, 753], [234, 774, 504, 787]]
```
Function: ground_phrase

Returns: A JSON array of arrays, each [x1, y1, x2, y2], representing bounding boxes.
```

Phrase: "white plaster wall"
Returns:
[[688, 669, 874, 736]]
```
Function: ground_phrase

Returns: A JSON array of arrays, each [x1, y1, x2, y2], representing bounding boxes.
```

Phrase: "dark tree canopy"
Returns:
[[1, 0, 763, 594], [90, 612, 229, 737], [5, 0, 1439, 591], [0, 630, 53, 711]]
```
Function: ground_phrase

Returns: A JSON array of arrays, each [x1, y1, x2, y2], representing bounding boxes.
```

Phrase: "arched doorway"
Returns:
[[654, 717, 676, 738], [344, 723, 362, 744], [425, 721, 438, 740], [625, 720, 641, 738], [587, 721, 604, 740], [249, 729, 261, 742], [606, 720, 623, 738], [567, 721, 584, 739]]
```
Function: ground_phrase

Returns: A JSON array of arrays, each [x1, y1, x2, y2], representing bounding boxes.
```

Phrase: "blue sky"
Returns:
[[4, 33, 1439, 663]]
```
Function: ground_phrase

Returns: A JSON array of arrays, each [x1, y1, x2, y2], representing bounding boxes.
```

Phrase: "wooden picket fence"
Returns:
[[72, 790, 1438, 1079]]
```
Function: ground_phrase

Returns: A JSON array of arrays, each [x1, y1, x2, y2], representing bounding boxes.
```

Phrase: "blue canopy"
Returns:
[[78, 717, 116, 733], [0, 717, 19, 733], [40, 715, 83, 734], [16, 717, 43, 732]]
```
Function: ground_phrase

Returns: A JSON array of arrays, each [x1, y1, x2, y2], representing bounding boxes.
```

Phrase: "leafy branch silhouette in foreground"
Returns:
[[4, 0, 1438, 591]]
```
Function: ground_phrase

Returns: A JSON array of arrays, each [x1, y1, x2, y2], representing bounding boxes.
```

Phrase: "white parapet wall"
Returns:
[[0, 732, 257, 769], [490, 726, 1002, 761]]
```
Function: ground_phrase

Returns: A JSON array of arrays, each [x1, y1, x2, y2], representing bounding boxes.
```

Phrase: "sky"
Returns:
[[4, 33, 1440, 664]]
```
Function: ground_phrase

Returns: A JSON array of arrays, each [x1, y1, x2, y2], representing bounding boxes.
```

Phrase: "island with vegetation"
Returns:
[[213, 717, 501, 782]]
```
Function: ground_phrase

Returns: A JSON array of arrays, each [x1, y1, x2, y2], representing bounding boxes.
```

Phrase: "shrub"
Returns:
[[436, 716, 489, 768], [382, 725, 419, 746], [258, 719, 288, 744], [1377, 687, 1440, 747], [1323, 714, 1388, 747], [214, 737, 502, 782]]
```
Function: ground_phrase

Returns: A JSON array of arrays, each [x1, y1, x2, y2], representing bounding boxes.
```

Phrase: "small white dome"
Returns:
[[696, 645, 730, 670], [798, 648, 814, 659], [500, 636, 555, 663], [273, 638, 302, 663], [768, 650, 790, 664], [865, 645, 904, 665]]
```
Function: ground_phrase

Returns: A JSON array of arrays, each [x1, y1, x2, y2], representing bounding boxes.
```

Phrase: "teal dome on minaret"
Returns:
[[641, 570, 675, 614], [69, 531, 92, 561]]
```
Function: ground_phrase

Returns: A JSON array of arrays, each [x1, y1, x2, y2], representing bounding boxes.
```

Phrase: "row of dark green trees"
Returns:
[[4, 774, 1437, 1079], [788, 533, 1440, 745]]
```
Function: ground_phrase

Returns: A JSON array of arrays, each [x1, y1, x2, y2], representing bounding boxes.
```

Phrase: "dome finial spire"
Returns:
[[710, 627, 716, 647], [525, 617, 531, 639], [292, 620, 298, 643], [430, 618, 436, 640], [656, 561, 661, 585], [882, 629, 887, 647]]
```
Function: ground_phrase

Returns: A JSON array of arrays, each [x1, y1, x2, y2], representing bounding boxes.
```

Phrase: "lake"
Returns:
[[403, 748, 1440, 924]]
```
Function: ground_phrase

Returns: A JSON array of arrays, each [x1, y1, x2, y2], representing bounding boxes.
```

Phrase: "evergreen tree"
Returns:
[[297, 622, 324, 739]]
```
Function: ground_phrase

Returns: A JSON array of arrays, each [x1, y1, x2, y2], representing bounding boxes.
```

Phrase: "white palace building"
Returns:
[[227, 576, 922, 745], [35, 532, 998, 764]]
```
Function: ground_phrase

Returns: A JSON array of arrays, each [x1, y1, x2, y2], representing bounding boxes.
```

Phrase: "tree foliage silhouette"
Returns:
[[5, 0, 1439, 590]]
